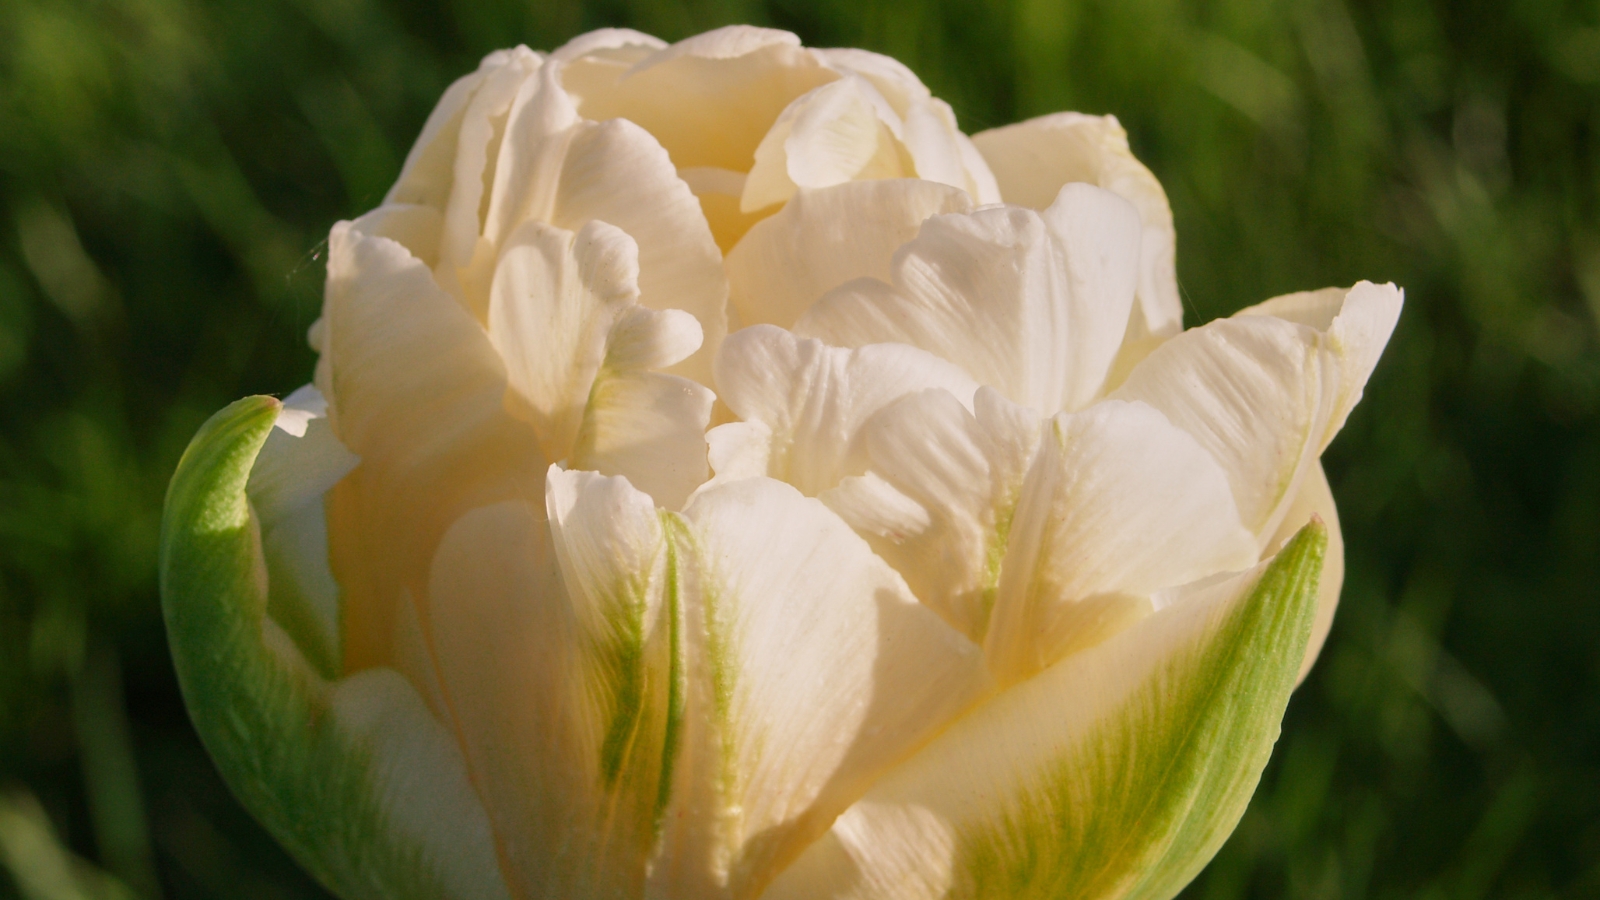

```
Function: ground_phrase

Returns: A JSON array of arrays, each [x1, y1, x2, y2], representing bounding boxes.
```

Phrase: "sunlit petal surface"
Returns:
[[157, 25, 1400, 900]]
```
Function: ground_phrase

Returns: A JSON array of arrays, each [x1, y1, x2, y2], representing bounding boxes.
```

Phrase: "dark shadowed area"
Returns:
[[1, 1, 1596, 898]]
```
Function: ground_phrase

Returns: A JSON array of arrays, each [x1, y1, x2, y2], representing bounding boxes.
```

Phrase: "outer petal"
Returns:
[[762, 523, 1326, 900], [713, 325, 978, 496], [318, 219, 544, 674], [426, 472, 677, 899], [160, 398, 509, 900], [984, 400, 1259, 684], [1110, 281, 1399, 549], [348, 203, 445, 268], [797, 189, 1141, 414], [1236, 281, 1403, 442], [654, 479, 994, 898], [972, 112, 1182, 339], [1111, 316, 1337, 545], [551, 28, 667, 63], [724, 179, 972, 330]]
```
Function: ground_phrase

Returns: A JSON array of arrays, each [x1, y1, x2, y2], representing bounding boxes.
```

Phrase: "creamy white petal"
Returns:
[[973, 111, 1183, 339], [250, 385, 358, 522], [438, 48, 542, 273], [481, 62, 582, 251], [704, 420, 773, 484], [813, 48, 1000, 202], [676, 165, 749, 198], [553, 120, 727, 383], [1234, 285, 1346, 328], [681, 169, 767, 253], [573, 370, 713, 512], [985, 400, 1258, 685], [636, 24, 801, 65], [714, 325, 978, 496], [812, 50, 928, 133], [477, 63, 728, 383], [551, 28, 666, 63], [429, 484, 674, 899], [743, 77, 913, 213], [764, 527, 1326, 900], [318, 220, 543, 672], [350, 203, 444, 268], [797, 193, 1141, 414], [823, 387, 1040, 642], [955, 130, 1003, 205], [1110, 314, 1341, 545], [325, 669, 511, 900], [725, 179, 972, 329], [391, 586, 450, 722], [676, 165, 750, 197], [898, 97, 970, 192], [1237, 280, 1404, 443], [546, 468, 671, 683], [812, 47, 926, 111], [654, 478, 994, 897], [488, 218, 712, 507], [1040, 183, 1147, 407], [562, 26, 837, 175], [488, 218, 640, 461], [426, 503, 569, 900], [604, 306, 703, 372], [386, 48, 539, 213], [819, 471, 934, 551], [248, 385, 359, 677]]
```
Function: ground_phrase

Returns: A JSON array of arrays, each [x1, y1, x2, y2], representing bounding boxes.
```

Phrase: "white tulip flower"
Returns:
[[160, 25, 1399, 900]]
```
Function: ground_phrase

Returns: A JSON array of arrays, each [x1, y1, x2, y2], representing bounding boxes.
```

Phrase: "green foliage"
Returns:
[[0, 1, 1596, 898]]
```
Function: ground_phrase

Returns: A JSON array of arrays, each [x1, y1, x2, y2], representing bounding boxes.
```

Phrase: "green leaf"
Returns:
[[159, 397, 508, 900]]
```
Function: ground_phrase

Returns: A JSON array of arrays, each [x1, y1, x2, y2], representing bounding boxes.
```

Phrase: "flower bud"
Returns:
[[162, 25, 1399, 900]]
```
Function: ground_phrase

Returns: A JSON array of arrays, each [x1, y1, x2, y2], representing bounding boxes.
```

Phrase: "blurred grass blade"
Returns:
[[0, 787, 138, 900], [69, 647, 160, 899]]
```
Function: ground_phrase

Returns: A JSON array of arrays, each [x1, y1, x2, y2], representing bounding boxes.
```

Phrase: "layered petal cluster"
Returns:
[[160, 26, 1400, 900]]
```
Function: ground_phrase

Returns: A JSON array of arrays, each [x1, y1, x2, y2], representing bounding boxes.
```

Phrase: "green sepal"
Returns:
[[159, 397, 506, 900]]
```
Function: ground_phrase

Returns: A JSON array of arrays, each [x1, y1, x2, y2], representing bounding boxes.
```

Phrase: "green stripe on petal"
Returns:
[[160, 397, 509, 900], [766, 522, 1324, 900], [654, 478, 994, 898]]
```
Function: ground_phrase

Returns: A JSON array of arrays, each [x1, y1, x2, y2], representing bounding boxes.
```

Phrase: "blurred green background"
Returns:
[[1, 0, 1597, 897]]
